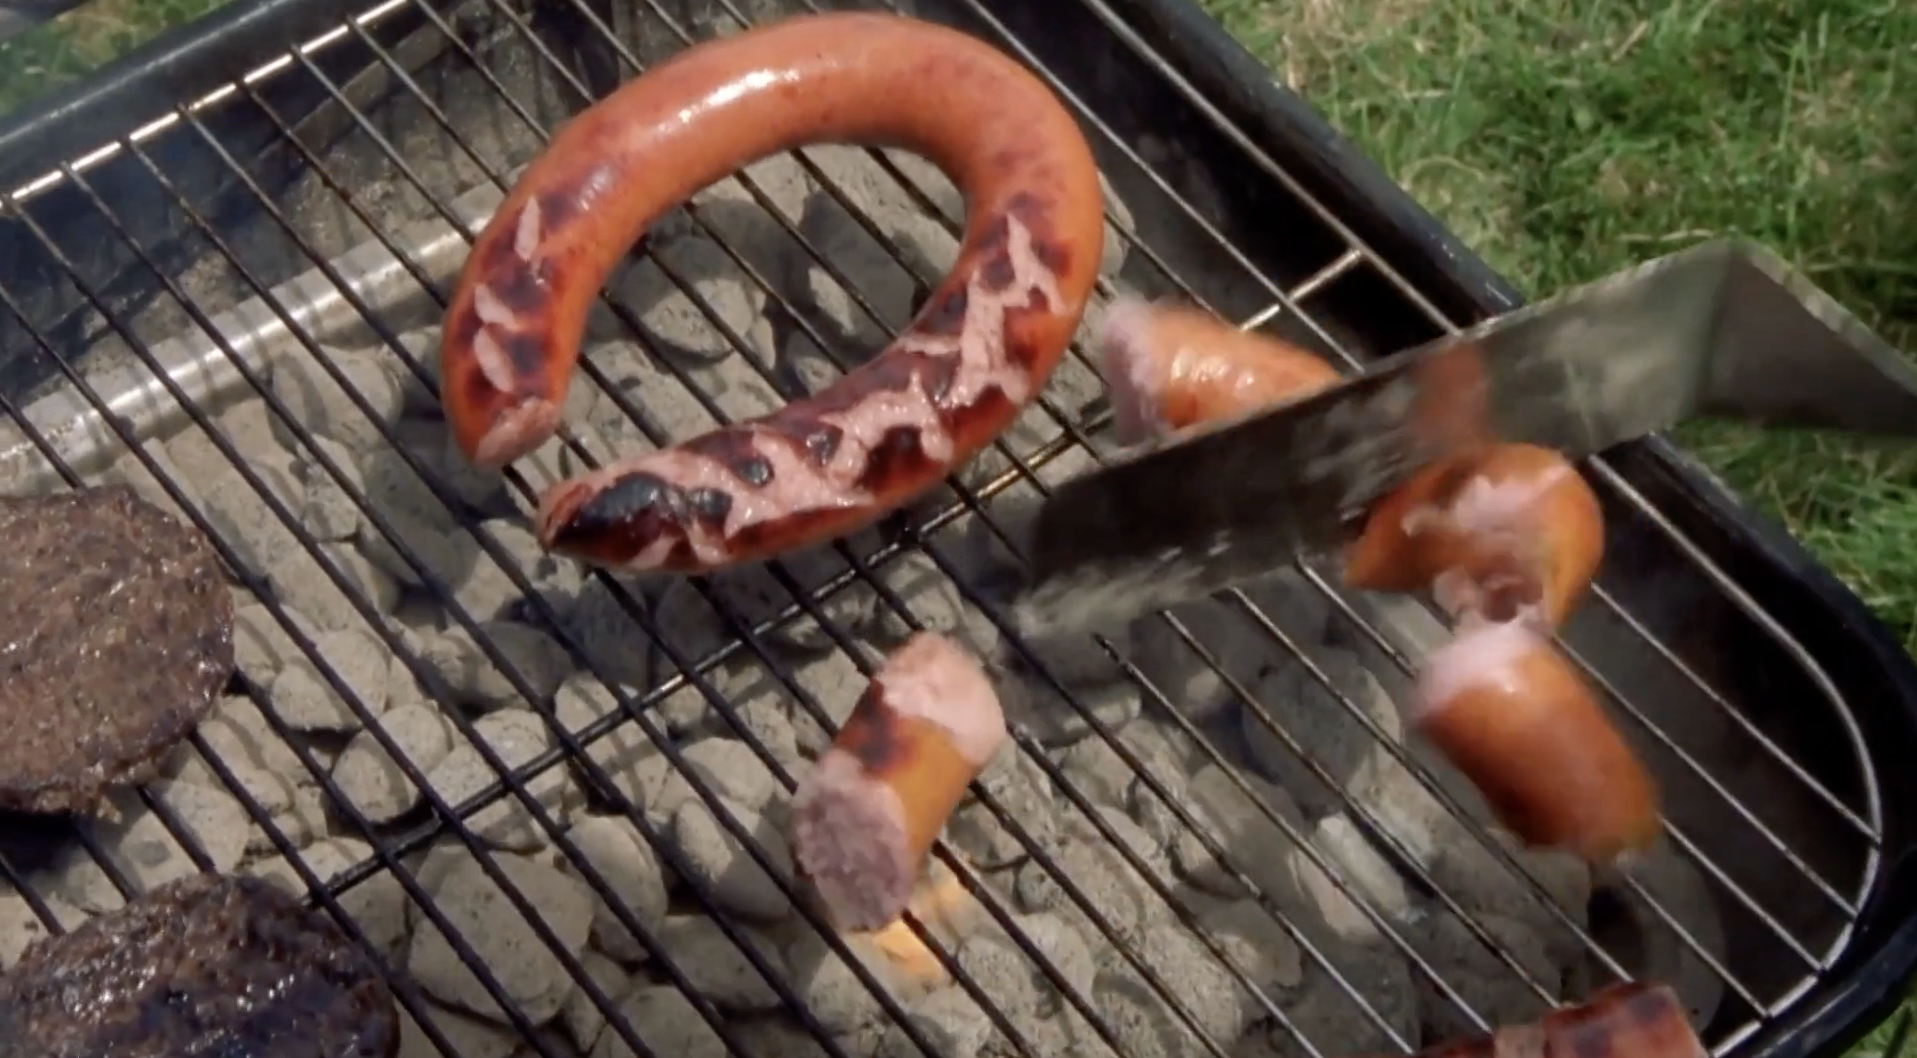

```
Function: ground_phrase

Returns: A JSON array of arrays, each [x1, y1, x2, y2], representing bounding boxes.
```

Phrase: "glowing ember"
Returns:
[[855, 869, 982, 986]]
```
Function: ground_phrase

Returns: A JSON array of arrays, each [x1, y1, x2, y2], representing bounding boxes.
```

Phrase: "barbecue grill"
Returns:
[[0, 0, 1914, 1056]]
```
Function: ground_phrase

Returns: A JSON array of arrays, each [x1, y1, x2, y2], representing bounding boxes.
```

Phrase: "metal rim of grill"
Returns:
[[0, 1, 1912, 1057]]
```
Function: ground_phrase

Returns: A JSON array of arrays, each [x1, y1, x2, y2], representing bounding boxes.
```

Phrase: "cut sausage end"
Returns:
[[1414, 621, 1662, 864], [874, 632, 1008, 766], [790, 748, 918, 933], [536, 477, 598, 550], [1095, 295, 1168, 445], [1413, 618, 1543, 719]]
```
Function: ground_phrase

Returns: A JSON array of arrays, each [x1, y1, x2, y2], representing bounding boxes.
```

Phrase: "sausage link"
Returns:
[[1098, 296, 1342, 444], [1095, 297, 1660, 863], [1345, 443, 1605, 630], [788, 631, 1008, 933], [1416, 620, 1661, 863], [438, 12, 1105, 573]]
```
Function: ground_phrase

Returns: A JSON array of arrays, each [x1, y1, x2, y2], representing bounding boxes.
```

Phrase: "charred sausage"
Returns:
[[789, 631, 1009, 932], [439, 12, 1106, 574]]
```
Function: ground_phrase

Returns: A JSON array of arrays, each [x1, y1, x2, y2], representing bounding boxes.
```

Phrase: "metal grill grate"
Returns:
[[0, 0, 1892, 1057]]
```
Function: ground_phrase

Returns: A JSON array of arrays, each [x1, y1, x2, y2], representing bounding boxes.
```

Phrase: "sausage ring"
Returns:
[[438, 12, 1106, 574]]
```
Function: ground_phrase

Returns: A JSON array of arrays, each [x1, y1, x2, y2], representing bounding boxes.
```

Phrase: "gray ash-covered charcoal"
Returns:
[[0, 486, 234, 815], [0, 871, 399, 1057]]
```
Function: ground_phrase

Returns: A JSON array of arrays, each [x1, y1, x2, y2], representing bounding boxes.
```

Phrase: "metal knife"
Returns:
[[1008, 238, 1917, 639]]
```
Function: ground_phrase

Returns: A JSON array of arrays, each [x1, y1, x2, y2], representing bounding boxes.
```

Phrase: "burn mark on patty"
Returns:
[[977, 250, 1018, 292], [685, 487, 733, 527], [544, 473, 701, 570], [531, 190, 580, 236], [565, 472, 681, 531], [497, 330, 548, 382]]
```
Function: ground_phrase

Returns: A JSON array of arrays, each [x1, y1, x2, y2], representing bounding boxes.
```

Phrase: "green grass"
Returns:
[[0, 0, 229, 111], [1198, 0, 1917, 654], [2, 0, 1915, 1050]]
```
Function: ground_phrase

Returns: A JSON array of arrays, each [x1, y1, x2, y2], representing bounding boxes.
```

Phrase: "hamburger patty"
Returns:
[[0, 485, 234, 814], [0, 872, 400, 1057]]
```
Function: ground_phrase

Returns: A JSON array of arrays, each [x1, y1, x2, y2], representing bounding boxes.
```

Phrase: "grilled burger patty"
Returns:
[[0, 872, 400, 1058], [0, 485, 235, 814]]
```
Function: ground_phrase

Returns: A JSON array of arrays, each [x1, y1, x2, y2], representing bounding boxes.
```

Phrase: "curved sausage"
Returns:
[[1095, 298, 1658, 863], [1098, 296, 1342, 445], [1345, 443, 1605, 630], [789, 631, 1008, 932], [1415, 620, 1660, 864], [438, 12, 1106, 574], [1363, 981, 1705, 1058]]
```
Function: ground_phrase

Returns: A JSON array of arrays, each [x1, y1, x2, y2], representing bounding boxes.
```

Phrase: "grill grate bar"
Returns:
[[110, 33, 1189, 1058], [1556, 637, 1862, 932], [1246, 248, 1366, 323], [1588, 559, 1876, 839], [140, 103, 1000, 1058], [161, 6, 1493, 1051], [1074, 0, 1879, 861], [28, 156, 711, 1058], [0, 197, 618, 1058], [0, 1, 1880, 1056], [483, 0, 1617, 1036], [1, 0, 420, 204]]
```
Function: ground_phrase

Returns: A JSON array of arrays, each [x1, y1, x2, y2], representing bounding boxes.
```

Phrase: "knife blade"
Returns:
[[1008, 238, 1917, 639]]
